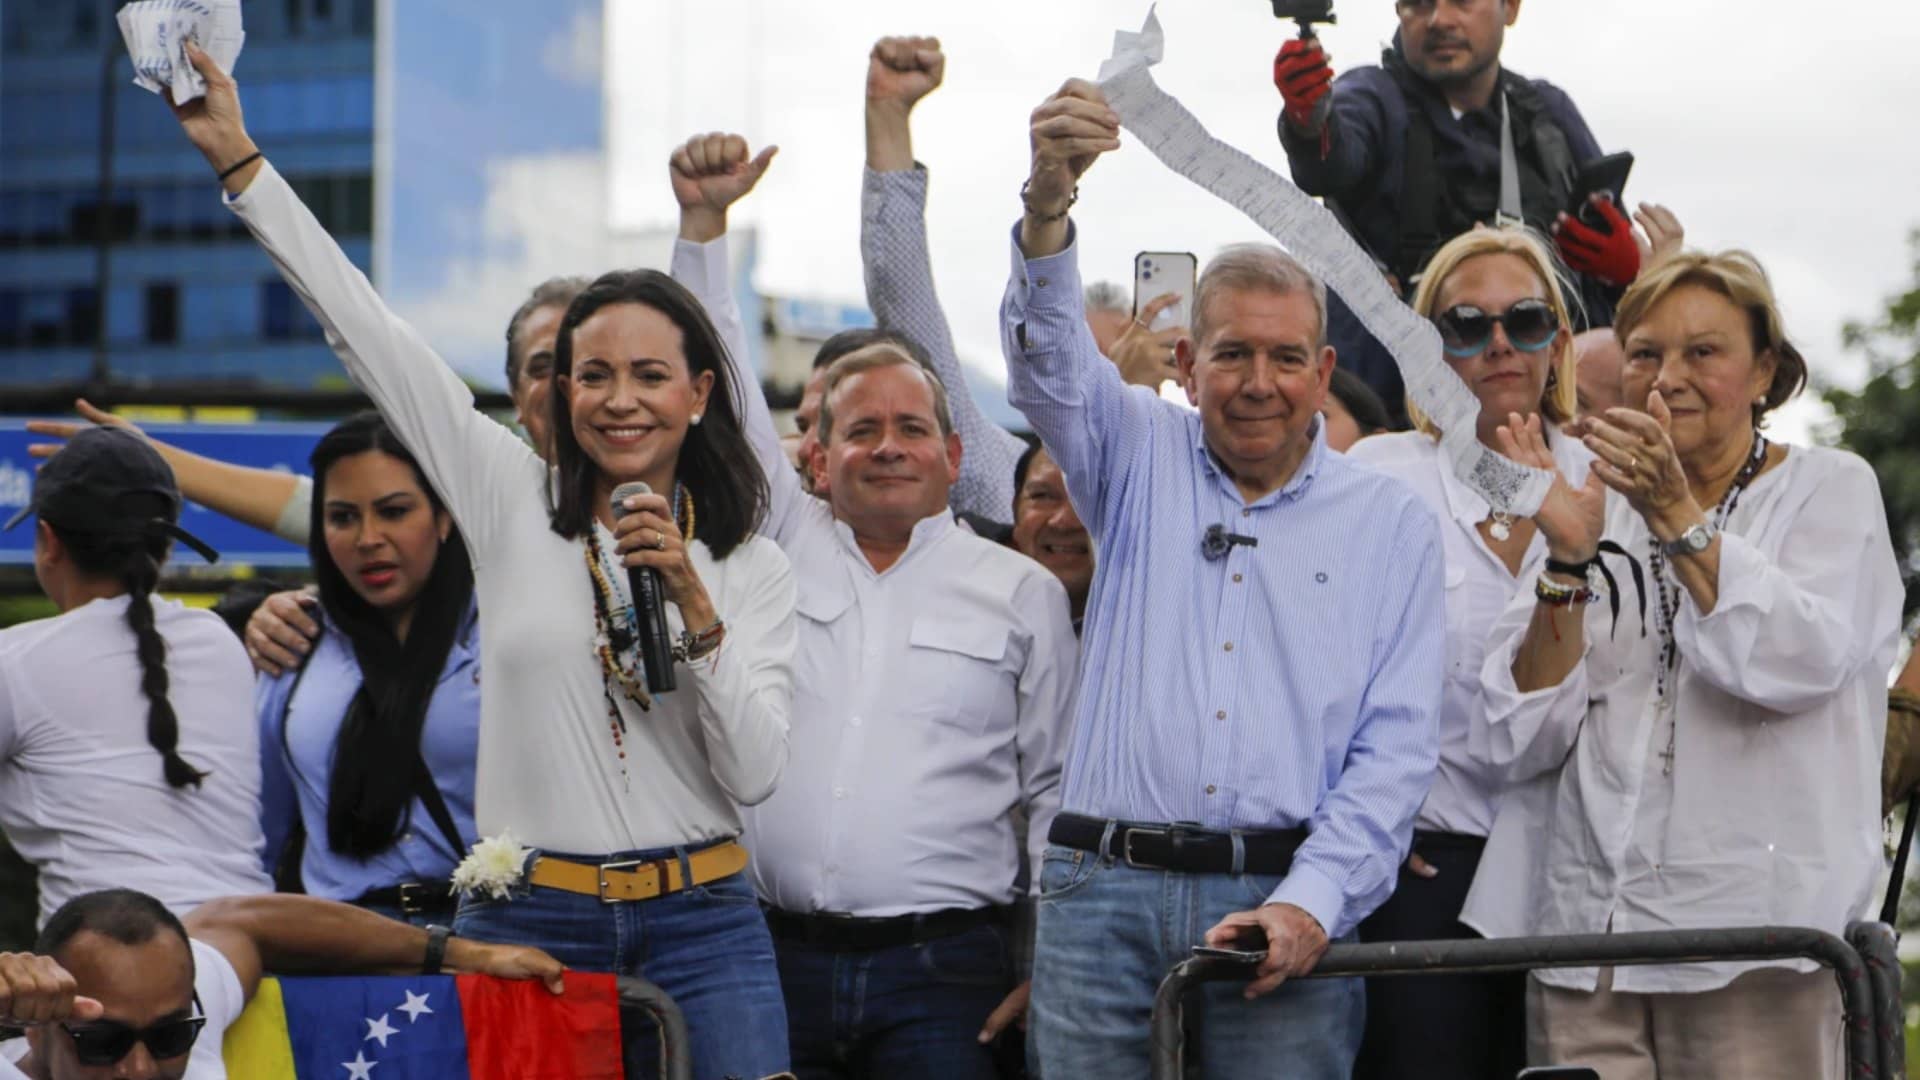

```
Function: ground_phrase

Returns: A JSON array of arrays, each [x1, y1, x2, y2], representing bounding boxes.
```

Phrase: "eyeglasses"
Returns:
[[1433, 299, 1560, 358], [61, 1012, 206, 1066]]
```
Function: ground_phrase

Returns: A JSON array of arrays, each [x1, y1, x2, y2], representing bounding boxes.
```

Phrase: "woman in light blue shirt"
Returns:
[[256, 412, 478, 925]]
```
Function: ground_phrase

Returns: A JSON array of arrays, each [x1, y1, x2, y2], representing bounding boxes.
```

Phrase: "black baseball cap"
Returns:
[[3, 426, 219, 563]]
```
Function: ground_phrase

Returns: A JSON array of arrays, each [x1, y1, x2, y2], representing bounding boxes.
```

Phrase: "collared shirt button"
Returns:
[[1232, 573, 1243, 583], [1241, 509, 1251, 518], [1205, 784, 1217, 795], [1036, 276, 1051, 289], [833, 787, 847, 799], [1215, 710, 1227, 720], [1223, 642, 1234, 652]]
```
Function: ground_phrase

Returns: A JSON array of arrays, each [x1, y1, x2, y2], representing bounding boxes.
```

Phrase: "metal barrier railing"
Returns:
[[1149, 925, 1893, 1080], [617, 976, 694, 1080]]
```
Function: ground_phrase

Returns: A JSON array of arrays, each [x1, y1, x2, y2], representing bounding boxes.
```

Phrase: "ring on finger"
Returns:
[[654, 533, 669, 551]]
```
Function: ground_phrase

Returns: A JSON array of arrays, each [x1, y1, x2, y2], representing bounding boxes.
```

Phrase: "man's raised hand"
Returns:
[[867, 36, 945, 111], [1027, 80, 1121, 207], [670, 132, 778, 244], [1020, 80, 1120, 258]]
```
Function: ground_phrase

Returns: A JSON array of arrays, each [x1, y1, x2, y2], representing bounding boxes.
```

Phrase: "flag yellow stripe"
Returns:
[[222, 976, 299, 1078]]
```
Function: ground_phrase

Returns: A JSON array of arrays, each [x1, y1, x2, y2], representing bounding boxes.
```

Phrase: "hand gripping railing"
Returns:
[[1149, 925, 1893, 1080], [616, 976, 693, 1080]]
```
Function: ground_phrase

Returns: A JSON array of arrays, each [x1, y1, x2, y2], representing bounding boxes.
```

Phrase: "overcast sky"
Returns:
[[586, 1, 1920, 443]]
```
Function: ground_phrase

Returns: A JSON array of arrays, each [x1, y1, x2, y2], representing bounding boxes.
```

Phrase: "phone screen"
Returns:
[[1134, 251, 1198, 332]]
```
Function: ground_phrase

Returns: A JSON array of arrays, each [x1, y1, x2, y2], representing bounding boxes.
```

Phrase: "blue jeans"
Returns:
[[453, 847, 789, 1080], [776, 922, 1014, 1080], [1029, 845, 1364, 1080]]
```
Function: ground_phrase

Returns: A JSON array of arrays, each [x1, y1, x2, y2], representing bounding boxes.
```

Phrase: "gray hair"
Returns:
[[1084, 281, 1130, 315], [816, 344, 955, 445], [503, 275, 593, 389], [1194, 244, 1327, 348]]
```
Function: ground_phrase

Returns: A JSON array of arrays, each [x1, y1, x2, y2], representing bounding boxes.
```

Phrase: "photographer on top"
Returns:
[[1273, 0, 1650, 422]]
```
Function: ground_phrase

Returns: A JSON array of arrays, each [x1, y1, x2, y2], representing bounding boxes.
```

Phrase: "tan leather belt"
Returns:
[[527, 841, 749, 903]]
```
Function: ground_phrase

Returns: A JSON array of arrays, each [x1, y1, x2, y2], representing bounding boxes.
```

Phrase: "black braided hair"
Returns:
[[48, 495, 206, 789]]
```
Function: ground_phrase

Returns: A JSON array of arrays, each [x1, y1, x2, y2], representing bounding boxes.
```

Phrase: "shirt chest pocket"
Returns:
[[905, 617, 1014, 736], [1441, 563, 1485, 685]]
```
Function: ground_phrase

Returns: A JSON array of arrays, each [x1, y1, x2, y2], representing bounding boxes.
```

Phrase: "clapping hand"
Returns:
[[1495, 411, 1606, 563]]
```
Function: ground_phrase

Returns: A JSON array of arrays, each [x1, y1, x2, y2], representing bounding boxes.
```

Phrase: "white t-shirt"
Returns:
[[0, 596, 272, 925], [0, 939, 244, 1079]]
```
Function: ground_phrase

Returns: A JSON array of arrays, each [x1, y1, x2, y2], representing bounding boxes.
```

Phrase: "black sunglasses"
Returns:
[[1434, 298, 1560, 358], [61, 1010, 206, 1066]]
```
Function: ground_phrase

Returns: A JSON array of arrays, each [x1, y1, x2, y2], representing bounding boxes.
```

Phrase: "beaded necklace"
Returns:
[[1648, 433, 1767, 775], [583, 482, 695, 783]]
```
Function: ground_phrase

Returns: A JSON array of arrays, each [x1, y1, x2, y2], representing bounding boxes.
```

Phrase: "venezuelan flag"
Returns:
[[224, 971, 624, 1079]]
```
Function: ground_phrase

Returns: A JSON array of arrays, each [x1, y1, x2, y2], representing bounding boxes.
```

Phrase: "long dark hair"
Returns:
[[306, 412, 474, 859], [546, 269, 768, 557], [49, 505, 206, 790]]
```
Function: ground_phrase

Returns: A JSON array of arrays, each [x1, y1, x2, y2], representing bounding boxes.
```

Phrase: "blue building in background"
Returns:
[[0, 0, 616, 404], [0, 0, 374, 395]]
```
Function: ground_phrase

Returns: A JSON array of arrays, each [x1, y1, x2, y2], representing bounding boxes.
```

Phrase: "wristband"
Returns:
[[423, 924, 453, 975], [1543, 555, 1595, 579], [217, 150, 263, 182]]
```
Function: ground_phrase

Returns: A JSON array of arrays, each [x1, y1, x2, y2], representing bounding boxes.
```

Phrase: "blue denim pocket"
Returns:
[[688, 870, 762, 906], [1037, 845, 1099, 903]]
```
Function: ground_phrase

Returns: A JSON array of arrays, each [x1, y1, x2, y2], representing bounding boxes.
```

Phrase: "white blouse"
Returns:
[[1462, 444, 1901, 993], [0, 597, 272, 924], [227, 163, 797, 855], [1346, 427, 1593, 837]]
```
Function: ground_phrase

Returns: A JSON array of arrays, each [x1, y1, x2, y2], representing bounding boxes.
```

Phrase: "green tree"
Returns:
[[1826, 228, 1920, 624]]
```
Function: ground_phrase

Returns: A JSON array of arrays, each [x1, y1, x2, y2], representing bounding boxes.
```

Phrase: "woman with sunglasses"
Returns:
[[161, 45, 797, 1079], [0, 426, 271, 928], [1473, 250, 1898, 1078], [1343, 226, 1587, 1080], [255, 413, 479, 927]]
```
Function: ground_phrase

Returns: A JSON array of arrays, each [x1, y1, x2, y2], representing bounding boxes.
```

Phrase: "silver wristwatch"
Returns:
[[1661, 521, 1717, 558]]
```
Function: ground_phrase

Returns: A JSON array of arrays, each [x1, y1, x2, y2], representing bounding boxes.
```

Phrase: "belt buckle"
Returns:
[[396, 882, 429, 916], [1121, 827, 1170, 869], [597, 859, 660, 904]]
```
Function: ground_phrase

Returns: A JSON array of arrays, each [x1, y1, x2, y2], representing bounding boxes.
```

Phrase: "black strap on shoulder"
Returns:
[[411, 758, 468, 860]]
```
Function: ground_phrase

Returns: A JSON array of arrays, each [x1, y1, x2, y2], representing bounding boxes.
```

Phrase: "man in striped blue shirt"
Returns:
[[1003, 79, 1445, 1078]]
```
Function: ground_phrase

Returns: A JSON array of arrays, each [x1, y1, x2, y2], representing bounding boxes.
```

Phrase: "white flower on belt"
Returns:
[[451, 830, 532, 900]]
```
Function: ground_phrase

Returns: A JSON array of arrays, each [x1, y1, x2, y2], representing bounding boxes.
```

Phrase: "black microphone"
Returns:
[[610, 481, 677, 694], [1201, 524, 1259, 561]]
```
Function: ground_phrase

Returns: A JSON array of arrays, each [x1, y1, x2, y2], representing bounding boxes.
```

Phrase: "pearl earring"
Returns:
[[691, 414, 703, 426]]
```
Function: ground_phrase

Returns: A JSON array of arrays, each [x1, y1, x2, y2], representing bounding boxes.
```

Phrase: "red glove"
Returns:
[[1274, 39, 1333, 134], [1554, 195, 1641, 287]]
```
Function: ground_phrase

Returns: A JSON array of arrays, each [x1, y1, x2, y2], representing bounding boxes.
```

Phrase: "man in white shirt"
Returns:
[[667, 134, 1079, 1078], [0, 888, 561, 1080]]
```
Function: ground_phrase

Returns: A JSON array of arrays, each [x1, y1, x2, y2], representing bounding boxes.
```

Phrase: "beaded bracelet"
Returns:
[[1534, 574, 1595, 607], [1020, 179, 1077, 223]]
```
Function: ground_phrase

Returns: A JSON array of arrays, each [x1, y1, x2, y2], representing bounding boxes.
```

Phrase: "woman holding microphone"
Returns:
[[160, 43, 798, 1079]]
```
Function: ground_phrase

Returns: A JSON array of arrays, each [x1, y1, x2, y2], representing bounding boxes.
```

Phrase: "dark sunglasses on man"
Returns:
[[59, 999, 205, 1067], [1434, 298, 1560, 359]]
